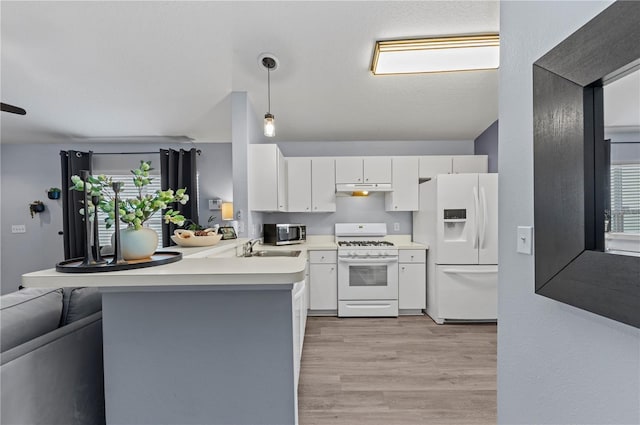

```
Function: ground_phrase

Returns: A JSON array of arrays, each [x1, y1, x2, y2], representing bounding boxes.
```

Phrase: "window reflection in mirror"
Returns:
[[603, 68, 640, 256]]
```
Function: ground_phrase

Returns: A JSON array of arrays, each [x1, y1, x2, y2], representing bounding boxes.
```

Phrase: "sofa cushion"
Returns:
[[61, 287, 102, 325], [1, 288, 63, 353]]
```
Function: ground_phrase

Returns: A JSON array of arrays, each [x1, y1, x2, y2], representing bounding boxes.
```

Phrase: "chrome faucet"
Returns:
[[243, 239, 261, 257]]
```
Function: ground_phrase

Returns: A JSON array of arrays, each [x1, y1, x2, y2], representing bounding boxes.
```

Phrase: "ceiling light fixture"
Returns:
[[259, 53, 279, 137], [371, 34, 500, 75]]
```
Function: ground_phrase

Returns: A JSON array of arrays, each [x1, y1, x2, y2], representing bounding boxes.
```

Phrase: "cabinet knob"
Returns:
[[402, 266, 406, 271], [321, 256, 325, 260], [315, 206, 318, 209], [395, 206, 398, 209], [357, 178, 361, 182], [330, 267, 334, 271], [365, 178, 369, 182], [411, 255, 414, 259], [306, 207, 309, 210]]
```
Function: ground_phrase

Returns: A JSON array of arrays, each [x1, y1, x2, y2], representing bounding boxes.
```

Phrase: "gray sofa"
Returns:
[[0, 287, 105, 425]]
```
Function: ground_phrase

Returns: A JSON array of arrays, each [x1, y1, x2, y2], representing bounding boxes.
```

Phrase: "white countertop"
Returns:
[[22, 239, 306, 289], [21, 234, 427, 290]]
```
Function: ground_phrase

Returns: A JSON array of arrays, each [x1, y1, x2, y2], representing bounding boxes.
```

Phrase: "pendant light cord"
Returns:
[[267, 66, 271, 114]]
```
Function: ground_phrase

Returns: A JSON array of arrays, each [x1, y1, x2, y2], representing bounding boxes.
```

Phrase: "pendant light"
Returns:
[[259, 54, 278, 137]]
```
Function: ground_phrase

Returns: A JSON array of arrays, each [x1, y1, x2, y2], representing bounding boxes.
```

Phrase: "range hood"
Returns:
[[335, 183, 393, 193]]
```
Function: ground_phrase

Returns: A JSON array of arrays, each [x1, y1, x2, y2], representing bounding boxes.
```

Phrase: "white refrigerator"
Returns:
[[413, 173, 498, 324]]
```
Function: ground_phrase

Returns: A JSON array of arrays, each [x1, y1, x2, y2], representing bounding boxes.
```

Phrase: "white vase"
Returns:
[[115, 227, 158, 260]]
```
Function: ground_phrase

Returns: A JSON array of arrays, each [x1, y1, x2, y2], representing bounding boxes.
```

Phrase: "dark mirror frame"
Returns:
[[533, 1, 640, 328]]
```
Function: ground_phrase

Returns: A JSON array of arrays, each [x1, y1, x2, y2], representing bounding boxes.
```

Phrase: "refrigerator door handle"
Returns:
[[442, 268, 497, 275], [473, 186, 479, 249], [480, 187, 487, 249]]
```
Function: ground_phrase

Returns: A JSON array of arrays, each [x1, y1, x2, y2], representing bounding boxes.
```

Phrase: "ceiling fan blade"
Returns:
[[1, 103, 26, 115]]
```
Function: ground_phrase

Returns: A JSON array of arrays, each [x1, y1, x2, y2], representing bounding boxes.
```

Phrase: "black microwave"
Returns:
[[263, 224, 306, 246]]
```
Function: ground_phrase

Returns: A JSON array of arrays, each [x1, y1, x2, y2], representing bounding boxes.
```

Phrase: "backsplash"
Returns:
[[261, 193, 412, 235]]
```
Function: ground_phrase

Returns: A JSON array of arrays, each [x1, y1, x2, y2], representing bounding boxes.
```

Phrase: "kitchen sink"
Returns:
[[250, 250, 302, 258]]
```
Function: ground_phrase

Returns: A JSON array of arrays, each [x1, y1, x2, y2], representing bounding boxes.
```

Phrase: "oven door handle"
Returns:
[[338, 257, 398, 264]]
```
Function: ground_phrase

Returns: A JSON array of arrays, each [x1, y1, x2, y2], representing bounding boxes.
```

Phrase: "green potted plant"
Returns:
[[47, 187, 61, 200], [71, 161, 189, 260]]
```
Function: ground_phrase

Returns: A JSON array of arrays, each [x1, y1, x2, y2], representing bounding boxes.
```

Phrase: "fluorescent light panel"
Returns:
[[371, 34, 499, 75]]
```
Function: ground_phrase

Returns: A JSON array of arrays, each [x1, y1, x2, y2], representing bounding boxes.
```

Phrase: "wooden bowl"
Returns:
[[171, 229, 223, 247]]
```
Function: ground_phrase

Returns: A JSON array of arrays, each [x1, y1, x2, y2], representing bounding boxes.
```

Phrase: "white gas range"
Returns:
[[335, 223, 399, 317]]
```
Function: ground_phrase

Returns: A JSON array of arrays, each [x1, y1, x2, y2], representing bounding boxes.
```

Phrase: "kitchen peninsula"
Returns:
[[22, 239, 308, 425]]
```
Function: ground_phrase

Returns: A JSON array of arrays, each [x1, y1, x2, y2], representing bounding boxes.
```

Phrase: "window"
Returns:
[[93, 154, 163, 250], [610, 162, 640, 233]]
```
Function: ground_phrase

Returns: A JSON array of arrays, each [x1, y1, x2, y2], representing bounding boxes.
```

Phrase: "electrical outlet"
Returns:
[[12, 224, 26, 234], [393, 222, 400, 231]]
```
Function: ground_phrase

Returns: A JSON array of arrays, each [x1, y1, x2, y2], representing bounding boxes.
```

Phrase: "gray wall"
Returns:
[[0, 142, 232, 294], [498, 1, 640, 424], [265, 139, 474, 235], [277, 139, 473, 157], [474, 120, 498, 172]]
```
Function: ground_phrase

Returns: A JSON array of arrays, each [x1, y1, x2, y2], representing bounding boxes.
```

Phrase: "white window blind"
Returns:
[[610, 163, 640, 233]]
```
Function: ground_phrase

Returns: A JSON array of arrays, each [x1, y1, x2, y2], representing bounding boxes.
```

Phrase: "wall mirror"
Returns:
[[533, 1, 640, 328], [603, 70, 640, 256]]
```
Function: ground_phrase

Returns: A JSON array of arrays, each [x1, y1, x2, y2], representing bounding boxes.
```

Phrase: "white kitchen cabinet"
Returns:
[[286, 157, 336, 212], [286, 158, 312, 212], [419, 155, 488, 179], [248, 144, 287, 211], [335, 157, 363, 183], [398, 249, 426, 312], [452, 155, 488, 173], [308, 250, 337, 312], [311, 158, 336, 212], [292, 280, 307, 390], [363, 157, 392, 183], [335, 157, 391, 184], [385, 157, 419, 211], [419, 156, 452, 179]]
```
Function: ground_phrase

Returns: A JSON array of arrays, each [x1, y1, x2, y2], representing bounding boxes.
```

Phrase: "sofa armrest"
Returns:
[[1, 311, 102, 366], [0, 312, 105, 425]]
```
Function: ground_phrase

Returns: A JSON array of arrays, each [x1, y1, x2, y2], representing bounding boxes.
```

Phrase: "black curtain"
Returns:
[[60, 150, 93, 259], [160, 148, 199, 247]]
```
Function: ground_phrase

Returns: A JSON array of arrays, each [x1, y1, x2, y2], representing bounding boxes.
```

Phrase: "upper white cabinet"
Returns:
[[335, 157, 362, 183], [286, 158, 312, 212], [419, 155, 488, 179], [335, 157, 391, 184], [452, 155, 488, 174], [419, 156, 452, 178], [363, 157, 392, 183], [385, 157, 419, 211], [249, 144, 287, 211], [311, 158, 336, 212], [287, 157, 336, 212]]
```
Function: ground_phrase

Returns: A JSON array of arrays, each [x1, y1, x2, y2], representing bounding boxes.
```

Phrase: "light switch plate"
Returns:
[[393, 222, 400, 231], [517, 226, 533, 255]]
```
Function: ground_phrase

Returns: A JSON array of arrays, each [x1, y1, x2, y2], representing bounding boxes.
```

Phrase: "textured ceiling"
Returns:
[[1, 1, 500, 144]]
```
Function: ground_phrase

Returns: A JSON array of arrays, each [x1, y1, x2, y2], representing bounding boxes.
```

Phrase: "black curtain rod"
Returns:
[[92, 150, 202, 156]]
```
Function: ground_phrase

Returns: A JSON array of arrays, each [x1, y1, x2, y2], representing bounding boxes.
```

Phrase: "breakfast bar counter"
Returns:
[[22, 239, 307, 425]]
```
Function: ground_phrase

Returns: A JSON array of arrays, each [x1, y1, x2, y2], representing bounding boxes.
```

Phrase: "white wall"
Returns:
[[498, 1, 640, 424]]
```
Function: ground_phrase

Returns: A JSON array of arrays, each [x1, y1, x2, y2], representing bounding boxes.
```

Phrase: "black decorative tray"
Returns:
[[56, 251, 182, 273]]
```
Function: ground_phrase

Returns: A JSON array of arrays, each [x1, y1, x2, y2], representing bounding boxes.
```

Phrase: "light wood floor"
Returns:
[[298, 316, 496, 425]]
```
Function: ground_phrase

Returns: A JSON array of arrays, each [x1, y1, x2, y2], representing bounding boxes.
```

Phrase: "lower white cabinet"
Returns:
[[292, 280, 307, 389], [398, 249, 426, 312], [308, 250, 337, 312]]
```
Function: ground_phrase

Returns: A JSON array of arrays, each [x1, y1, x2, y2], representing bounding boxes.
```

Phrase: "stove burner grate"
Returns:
[[338, 240, 395, 247]]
